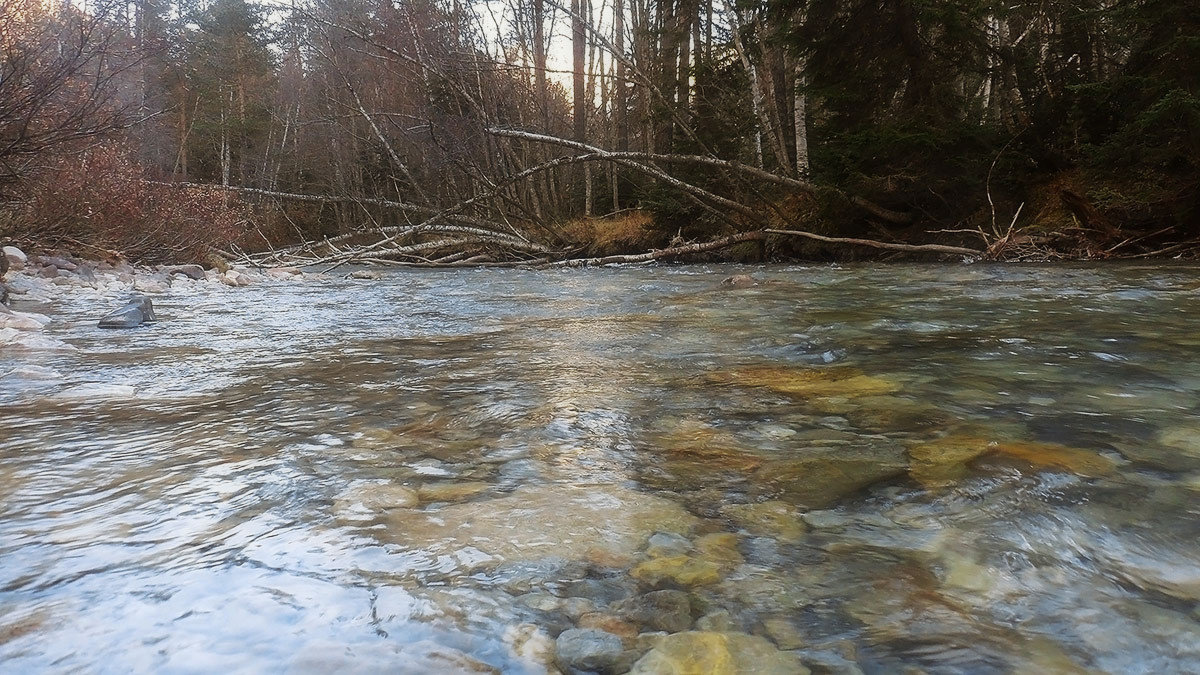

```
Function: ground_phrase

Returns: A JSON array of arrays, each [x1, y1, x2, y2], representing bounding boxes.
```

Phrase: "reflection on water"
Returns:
[[2, 263, 1200, 673]]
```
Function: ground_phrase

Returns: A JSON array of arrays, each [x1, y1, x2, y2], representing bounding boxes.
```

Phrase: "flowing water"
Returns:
[[2, 264, 1200, 673]]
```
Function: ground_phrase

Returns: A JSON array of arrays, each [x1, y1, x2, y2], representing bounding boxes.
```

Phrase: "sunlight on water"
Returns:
[[2, 263, 1199, 673]]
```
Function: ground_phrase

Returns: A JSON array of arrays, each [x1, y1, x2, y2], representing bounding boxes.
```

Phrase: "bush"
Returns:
[[11, 143, 247, 264]]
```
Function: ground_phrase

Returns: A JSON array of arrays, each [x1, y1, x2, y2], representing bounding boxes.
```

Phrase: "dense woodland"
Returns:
[[0, 0, 1196, 265]]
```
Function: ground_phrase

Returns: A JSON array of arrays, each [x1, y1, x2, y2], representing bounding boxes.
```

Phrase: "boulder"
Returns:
[[164, 264, 206, 280], [350, 269, 384, 280], [2, 245, 27, 270], [98, 296, 157, 329], [722, 274, 758, 288]]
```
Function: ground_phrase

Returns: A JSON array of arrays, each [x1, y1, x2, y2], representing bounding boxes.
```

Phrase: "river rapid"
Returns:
[[2, 263, 1199, 673]]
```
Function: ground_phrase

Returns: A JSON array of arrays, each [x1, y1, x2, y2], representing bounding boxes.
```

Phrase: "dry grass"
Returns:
[[561, 209, 657, 255]]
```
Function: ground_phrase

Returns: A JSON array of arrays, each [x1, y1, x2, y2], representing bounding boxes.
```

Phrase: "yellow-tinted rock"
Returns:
[[908, 434, 1116, 488], [657, 420, 765, 472], [694, 533, 745, 572], [721, 501, 807, 543], [907, 435, 994, 488], [1158, 426, 1200, 455], [629, 631, 809, 675], [631, 555, 722, 587], [996, 441, 1116, 476], [719, 365, 901, 400], [418, 481, 491, 503]]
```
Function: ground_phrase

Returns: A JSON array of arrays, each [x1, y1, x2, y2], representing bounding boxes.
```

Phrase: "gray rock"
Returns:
[[38, 255, 77, 271], [555, 628, 625, 673], [165, 264, 206, 280], [350, 269, 383, 280], [616, 590, 693, 633], [98, 296, 157, 329], [39, 265, 58, 278]]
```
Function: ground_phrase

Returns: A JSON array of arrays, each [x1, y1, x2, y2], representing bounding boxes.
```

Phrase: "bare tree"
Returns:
[[0, 0, 133, 188]]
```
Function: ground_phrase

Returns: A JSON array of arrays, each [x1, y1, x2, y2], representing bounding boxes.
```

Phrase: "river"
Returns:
[[2, 263, 1199, 673]]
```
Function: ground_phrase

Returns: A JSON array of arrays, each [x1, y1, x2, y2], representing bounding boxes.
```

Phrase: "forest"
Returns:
[[1, 0, 1197, 265]]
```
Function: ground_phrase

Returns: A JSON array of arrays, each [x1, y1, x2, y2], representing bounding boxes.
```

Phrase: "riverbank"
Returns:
[[0, 245, 324, 352]]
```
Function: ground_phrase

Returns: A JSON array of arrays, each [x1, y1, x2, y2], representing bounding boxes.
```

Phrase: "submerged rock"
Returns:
[[907, 433, 1117, 488], [721, 501, 807, 543], [631, 555, 721, 588], [555, 628, 626, 673], [375, 483, 698, 564], [721, 274, 758, 288], [577, 612, 640, 639], [334, 483, 419, 519], [616, 590, 694, 633], [629, 631, 809, 675], [693, 533, 744, 572], [656, 420, 766, 473], [98, 296, 157, 329], [717, 365, 901, 400], [645, 532, 693, 558], [1156, 426, 1200, 457], [753, 443, 908, 508], [844, 397, 953, 433], [417, 481, 491, 503], [503, 623, 557, 672]]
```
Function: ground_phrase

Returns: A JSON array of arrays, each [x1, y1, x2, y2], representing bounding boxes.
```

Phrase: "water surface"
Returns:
[[2, 264, 1200, 673]]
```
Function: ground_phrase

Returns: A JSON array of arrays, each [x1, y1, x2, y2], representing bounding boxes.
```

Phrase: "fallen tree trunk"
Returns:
[[546, 231, 767, 267], [764, 229, 979, 256]]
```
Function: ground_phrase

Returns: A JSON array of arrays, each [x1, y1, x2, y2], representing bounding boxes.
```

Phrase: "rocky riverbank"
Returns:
[[1, 245, 323, 352]]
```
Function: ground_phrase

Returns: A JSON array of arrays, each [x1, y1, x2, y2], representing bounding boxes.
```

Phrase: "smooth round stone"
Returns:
[[555, 628, 625, 673]]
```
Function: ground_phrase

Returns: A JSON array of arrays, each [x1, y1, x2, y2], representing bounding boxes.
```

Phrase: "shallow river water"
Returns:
[[2, 263, 1200, 674]]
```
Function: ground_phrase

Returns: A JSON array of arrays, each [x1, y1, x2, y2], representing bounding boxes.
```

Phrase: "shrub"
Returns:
[[13, 143, 247, 264]]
